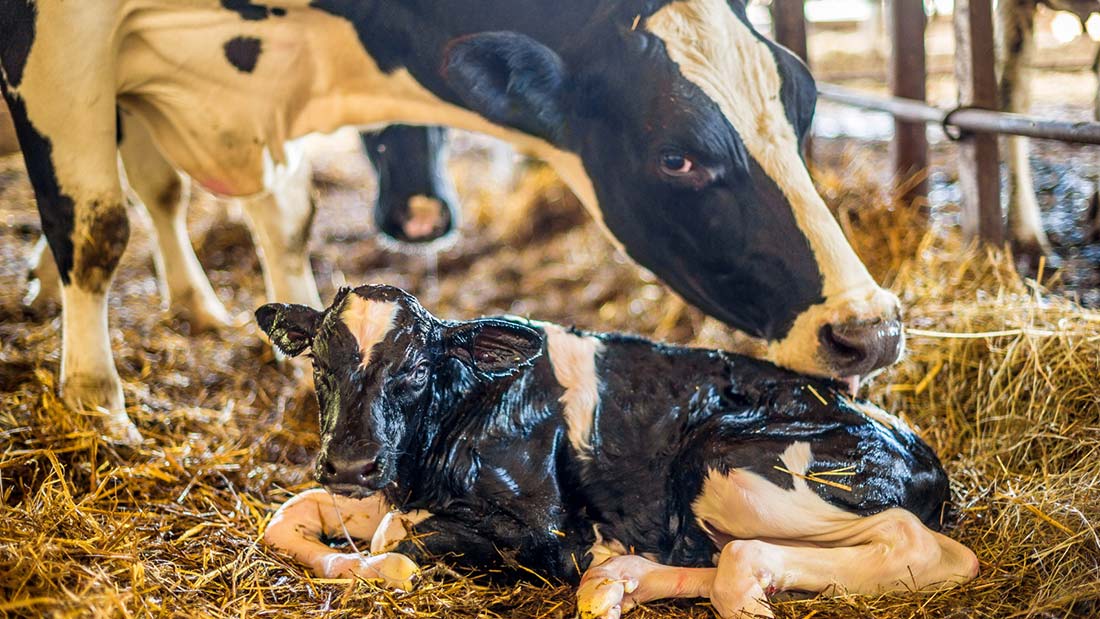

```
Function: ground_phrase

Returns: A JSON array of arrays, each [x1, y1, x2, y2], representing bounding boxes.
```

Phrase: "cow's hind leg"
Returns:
[[1, 24, 139, 442], [240, 141, 322, 309], [264, 488, 418, 588], [118, 112, 231, 331], [24, 234, 61, 311]]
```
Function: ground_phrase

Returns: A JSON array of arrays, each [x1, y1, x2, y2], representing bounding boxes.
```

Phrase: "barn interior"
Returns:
[[1, 2, 1098, 618]]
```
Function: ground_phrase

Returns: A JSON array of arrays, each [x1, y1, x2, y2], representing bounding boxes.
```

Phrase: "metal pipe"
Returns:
[[817, 83, 1100, 145]]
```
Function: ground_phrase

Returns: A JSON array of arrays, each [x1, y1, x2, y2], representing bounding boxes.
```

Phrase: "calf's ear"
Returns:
[[444, 319, 544, 378], [255, 303, 322, 357], [442, 31, 566, 143]]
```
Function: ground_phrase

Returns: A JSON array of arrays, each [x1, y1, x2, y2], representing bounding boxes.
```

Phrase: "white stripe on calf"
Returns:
[[341, 296, 398, 369], [540, 323, 604, 456]]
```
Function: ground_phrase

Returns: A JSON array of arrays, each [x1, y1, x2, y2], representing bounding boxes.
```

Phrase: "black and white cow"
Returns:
[[0, 0, 903, 443], [20, 123, 459, 313], [361, 125, 460, 246], [999, 0, 1100, 255], [257, 285, 978, 619]]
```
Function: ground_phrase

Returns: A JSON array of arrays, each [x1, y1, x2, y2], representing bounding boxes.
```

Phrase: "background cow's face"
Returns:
[[442, 0, 902, 383], [256, 286, 542, 498]]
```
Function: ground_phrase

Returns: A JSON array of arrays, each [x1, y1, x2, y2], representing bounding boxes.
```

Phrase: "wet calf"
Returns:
[[258, 285, 977, 619]]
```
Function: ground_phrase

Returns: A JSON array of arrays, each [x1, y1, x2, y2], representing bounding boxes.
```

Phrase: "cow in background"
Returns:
[[998, 0, 1100, 255]]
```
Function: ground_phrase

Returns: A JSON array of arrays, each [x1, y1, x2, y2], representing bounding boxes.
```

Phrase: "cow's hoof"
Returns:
[[1010, 237, 1060, 273], [61, 376, 143, 445], [576, 576, 637, 619]]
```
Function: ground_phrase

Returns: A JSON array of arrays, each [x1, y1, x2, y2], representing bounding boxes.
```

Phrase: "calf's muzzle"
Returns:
[[315, 452, 386, 495]]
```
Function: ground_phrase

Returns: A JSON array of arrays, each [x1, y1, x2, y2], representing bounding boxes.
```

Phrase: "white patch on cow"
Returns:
[[536, 322, 604, 456], [692, 442, 855, 541], [341, 296, 399, 368], [647, 1, 899, 374]]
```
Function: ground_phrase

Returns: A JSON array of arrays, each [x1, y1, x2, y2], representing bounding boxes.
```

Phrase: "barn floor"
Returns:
[[0, 129, 1098, 619]]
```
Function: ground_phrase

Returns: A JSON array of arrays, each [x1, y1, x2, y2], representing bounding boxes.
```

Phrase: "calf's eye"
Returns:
[[408, 364, 430, 386], [659, 152, 694, 176]]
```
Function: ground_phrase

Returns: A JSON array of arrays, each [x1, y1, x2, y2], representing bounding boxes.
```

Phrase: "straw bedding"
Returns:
[[0, 133, 1097, 618]]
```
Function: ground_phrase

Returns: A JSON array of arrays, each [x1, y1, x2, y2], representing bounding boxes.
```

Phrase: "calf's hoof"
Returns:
[[577, 575, 638, 619], [711, 542, 774, 619], [322, 552, 419, 591], [61, 376, 143, 445]]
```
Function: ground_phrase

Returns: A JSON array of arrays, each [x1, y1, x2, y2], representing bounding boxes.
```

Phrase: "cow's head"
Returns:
[[362, 125, 460, 246], [256, 285, 542, 498], [440, 0, 902, 383]]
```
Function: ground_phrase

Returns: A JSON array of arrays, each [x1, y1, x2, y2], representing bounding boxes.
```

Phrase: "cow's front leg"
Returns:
[[2, 25, 139, 443], [577, 554, 715, 619], [240, 141, 322, 310], [263, 488, 420, 590]]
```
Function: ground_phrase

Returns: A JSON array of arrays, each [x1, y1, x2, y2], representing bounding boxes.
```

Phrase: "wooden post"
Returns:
[[887, 0, 929, 206], [771, 0, 812, 160], [772, 0, 809, 63], [954, 0, 1004, 244]]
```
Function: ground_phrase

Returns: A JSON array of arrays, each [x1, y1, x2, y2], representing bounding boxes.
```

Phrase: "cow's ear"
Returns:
[[256, 303, 322, 357], [443, 319, 544, 378], [442, 32, 566, 143]]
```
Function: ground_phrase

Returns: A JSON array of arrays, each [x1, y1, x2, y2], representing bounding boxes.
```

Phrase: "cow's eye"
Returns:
[[659, 152, 694, 176]]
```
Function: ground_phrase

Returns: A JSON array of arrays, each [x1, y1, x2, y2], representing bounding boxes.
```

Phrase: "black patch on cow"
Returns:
[[0, 88, 75, 284], [115, 106, 124, 145], [221, 0, 285, 21], [73, 200, 130, 293], [223, 36, 262, 73], [0, 0, 37, 88]]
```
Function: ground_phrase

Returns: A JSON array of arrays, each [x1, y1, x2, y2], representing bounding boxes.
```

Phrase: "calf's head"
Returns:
[[440, 0, 902, 381], [256, 285, 542, 497]]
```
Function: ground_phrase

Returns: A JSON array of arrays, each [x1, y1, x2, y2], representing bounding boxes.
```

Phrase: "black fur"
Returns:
[[0, 0, 35, 88], [222, 0, 285, 21], [0, 89, 75, 285], [223, 36, 262, 73], [257, 286, 952, 584], [361, 125, 459, 244]]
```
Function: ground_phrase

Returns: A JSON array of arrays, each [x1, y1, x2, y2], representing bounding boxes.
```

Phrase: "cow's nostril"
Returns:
[[818, 318, 903, 376], [357, 459, 379, 484]]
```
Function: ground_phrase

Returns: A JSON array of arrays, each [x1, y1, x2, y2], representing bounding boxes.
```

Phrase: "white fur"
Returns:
[[539, 322, 604, 456], [341, 296, 398, 368]]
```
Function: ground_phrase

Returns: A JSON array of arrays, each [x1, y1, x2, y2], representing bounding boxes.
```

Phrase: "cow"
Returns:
[[0, 0, 904, 444], [19, 123, 460, 312], [998, 0, 1100, 256], [256, 285, 979, 619]]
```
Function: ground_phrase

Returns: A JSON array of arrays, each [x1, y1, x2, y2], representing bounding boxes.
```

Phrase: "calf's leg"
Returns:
[[240, 141, 322, 309], [118, 111, 231, 331], [577, 554, 715, 619], [263, 488, 419, 589]]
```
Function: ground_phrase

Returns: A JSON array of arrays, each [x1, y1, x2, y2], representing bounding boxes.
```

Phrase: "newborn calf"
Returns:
[[258, 285, 977, 618]]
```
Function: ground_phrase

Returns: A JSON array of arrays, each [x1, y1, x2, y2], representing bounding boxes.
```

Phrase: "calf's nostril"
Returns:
[[357, 459, 379, 484]]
